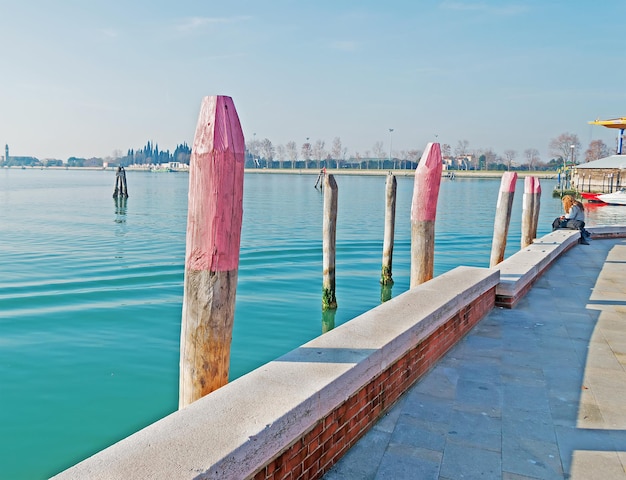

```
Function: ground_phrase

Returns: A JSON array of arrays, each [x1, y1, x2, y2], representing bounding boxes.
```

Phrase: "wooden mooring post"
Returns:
[[521, 176, 541, 248], [489, 172, 517, 267], [112, 166, 128, 198], [410, 143, 442, 288], [179, 96, 245, 409], [322, 174, 338, 310], [381, 172, 397, 286]]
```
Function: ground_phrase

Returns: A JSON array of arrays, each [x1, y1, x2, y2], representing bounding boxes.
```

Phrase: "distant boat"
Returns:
[[597, 189, 626, 205], [150, 165, 171, 173], [580, 192, 603, 203]]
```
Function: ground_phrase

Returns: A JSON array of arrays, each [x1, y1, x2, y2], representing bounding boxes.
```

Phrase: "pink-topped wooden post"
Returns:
[[530, 177, 541, 241], [410, 143, 442, 288], [489, 172, 517, 267], [179, 96, 245, 409], [521, 176, 542, 248]]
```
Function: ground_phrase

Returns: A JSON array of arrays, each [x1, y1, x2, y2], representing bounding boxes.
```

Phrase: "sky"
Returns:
[[1, 0, 624, 162]]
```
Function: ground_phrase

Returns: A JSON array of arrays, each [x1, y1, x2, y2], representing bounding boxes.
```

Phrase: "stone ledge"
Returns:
[[586, 225, 626, 239], [52, 266, 499, 480], [494, 229, 580, 308], [493, 225, 626, 308]]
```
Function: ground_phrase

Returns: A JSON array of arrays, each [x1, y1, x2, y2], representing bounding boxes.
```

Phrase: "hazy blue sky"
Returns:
[[1, 1, 624, 162]]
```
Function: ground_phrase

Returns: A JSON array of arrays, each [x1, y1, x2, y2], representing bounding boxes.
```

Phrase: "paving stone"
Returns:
[[439, 442, 501, 479], [324, 238, 626, 480]]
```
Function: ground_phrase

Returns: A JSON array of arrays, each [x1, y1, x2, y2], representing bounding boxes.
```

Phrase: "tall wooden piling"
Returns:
[[381, 173, 397, 285], [410, 143, 442, 288], [489, 172, 517, 267], [322, 174, 338, 310], [530, 177, 541, 240], [521, 176, 541, 248], [179, 96, 245, 409]]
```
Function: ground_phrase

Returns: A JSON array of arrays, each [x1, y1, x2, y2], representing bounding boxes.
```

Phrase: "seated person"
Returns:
[[552, 194, 590, 244]]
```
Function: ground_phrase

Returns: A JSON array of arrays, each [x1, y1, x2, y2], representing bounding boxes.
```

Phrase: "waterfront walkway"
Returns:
[[325, 237, 626, 479]]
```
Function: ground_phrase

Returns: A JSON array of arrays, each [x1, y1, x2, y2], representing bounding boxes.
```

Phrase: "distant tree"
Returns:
[[312, 139, 326, 169], [585, 140, 610, 162], [301, 141, 312, 167], [340, 147, 348, 168], [523, 148, 540, 170], [454, 140, 469, 158], [67, 157, 85, 167], [441, 144, 451, 159], [407, 149, 421, 168], [354, 152, 362, 169], [503, 150, 517, 170], [247, 138, 261, 167], [478, 149, 497, 169], [44, 159, 63, 167], [174, 143, 191, 164], [260, 138, 274, 167], [286, 141, 298, 168], [549, 133, 580, 164], [372, 141, 384, 169], [331, 137, 342, 168], [276, 144, 286, 169], [363, 149, 372, 168]]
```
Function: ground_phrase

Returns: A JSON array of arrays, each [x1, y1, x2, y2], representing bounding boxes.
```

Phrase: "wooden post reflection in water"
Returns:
[[322, 309, 336, 333], [114, 196, 127, 223], [490, 172, 517, 267], [381, 173, 397, 286], [410, 143, 442, 288], [380, 284, 393, 303], [322, 174, 338, 310], [179, 96, 245, 409]]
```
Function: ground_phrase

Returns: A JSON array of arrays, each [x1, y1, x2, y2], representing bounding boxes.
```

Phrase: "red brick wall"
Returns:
[[253, 287, 495, 480]]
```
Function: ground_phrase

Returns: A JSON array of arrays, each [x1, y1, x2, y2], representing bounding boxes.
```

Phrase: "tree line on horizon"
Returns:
[[0, 133, 615, 170]]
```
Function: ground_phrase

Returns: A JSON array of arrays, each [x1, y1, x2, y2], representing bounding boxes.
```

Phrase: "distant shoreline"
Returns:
[[2, 165, 557, 179]]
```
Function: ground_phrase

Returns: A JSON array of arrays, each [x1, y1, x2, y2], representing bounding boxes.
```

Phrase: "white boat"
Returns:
[[597, 188, 626, 205]]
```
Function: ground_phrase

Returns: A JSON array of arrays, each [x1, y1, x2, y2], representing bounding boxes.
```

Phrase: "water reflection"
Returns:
[[585, 202, 626, 226], [114, 196, 127, 224], [321, 309, 336, 333], [380, 284, 393, 303]]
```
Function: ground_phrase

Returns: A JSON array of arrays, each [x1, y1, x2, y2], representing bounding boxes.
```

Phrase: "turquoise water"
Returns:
[[0, 169, 619, 479]]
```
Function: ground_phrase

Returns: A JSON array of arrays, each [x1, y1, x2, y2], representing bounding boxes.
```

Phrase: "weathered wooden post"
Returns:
[[521, 176, 537, 248], [530, 177, 541, 242], [489, 172, 517, 267], [322, 174, 338, 310], [113, 166, 128, 198], [179, 95, 245, 409], [410, 143, 442, 288], [381, 172, 397, 285], [521, 177, 541, 248]]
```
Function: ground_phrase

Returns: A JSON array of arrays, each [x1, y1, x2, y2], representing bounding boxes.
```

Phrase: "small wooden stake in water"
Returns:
[[521, 176, 541, 248], [179, 96, 245, 409], [410, 143, 442, 288], [489, 172, 517, 267], [381, 173, 397, 286], [322, 174, 338, 310]]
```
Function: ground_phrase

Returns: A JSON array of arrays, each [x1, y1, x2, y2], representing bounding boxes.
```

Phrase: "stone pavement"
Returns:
[[325, 238, 626, 480]]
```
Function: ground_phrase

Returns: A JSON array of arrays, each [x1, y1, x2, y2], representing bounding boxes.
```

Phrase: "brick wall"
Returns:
[[253, 287, 495, 480]]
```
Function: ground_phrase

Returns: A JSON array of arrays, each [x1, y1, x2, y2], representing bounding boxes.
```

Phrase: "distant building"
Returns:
[[4, 144, 8, 163], [573, 155, 626, 192]]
